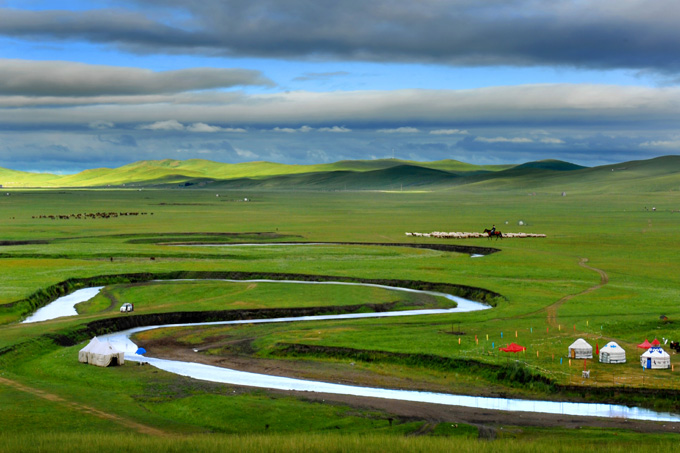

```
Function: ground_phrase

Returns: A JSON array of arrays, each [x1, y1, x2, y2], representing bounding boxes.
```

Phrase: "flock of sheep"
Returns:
[[405, 231, 546, 238], [33, 211, 153, 220]]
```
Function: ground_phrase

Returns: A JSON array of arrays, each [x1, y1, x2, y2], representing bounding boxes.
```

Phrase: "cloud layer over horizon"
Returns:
[[1, 0, 679, 172]]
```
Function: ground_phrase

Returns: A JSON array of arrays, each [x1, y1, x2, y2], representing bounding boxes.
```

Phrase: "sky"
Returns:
[[2, 0, 680, 173]]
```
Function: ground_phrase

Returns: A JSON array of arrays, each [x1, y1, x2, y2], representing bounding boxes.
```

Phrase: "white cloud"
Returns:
[[430, 128, 468, 135], [474, 136, 534, 143], [377, 127, 421, 133], [138, 120, 185, 131], [318, 126, 351, 133], [3, 85, 680, 129], [186, 122, 222, 132], [640, 140, 680, 148], [306, 149, 330, 161], [272, 125, 313, 133], [139, 120, 246, 133], [540, 138, 565, 144], [235, 148, 257, 158], [186, 123, 246, 133]]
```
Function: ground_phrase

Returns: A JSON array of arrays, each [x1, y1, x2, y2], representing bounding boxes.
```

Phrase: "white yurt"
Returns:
[[599, 341, 626, 364], [568, 338, 593, 359], [640, 347, 671, 370], [78, 336, 100, 363], [79, 337, 125, 367]]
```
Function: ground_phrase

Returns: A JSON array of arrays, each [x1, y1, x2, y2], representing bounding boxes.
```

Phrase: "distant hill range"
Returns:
[[1, 156, 680, 193]]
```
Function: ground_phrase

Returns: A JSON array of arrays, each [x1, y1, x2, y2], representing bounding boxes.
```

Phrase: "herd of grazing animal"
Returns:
[[33, 211, 152, 220], [405, 231, 546, 239]]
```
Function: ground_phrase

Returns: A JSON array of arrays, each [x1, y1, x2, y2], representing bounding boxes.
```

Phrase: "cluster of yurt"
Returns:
[[78, 337, 125, 367], [567, 337, 673, 369], [568, 338, 628, 364]]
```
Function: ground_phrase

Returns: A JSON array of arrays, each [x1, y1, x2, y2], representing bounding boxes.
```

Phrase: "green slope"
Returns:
[[455, 156, 680, 194], [311, 158, 512, 174], [0, 168, 55, 187], [511, 159, 586, 172], [202, 164, 457, 190], [3, 155, 680, 193], [0, 158, 499, 188]]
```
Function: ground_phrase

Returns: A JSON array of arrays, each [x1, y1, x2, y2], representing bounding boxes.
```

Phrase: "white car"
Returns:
[[120, 303, 134, 313]]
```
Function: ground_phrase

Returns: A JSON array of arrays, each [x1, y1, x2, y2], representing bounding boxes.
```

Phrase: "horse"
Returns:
[[483, 228, 503, 240]]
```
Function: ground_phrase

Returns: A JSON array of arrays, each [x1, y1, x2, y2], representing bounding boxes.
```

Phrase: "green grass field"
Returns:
[[1, 181, 680, 451]]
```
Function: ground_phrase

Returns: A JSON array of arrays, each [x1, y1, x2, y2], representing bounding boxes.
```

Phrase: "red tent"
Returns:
[[500, 342, 526, 353], [651, 338, 661, 346], [637, 339, 652, 349]]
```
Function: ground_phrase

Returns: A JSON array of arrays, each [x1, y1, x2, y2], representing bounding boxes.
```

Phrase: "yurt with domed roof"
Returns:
[[599, 341, 626, 364], [568, 338, 592, 359], [640, 347, 670, 369]]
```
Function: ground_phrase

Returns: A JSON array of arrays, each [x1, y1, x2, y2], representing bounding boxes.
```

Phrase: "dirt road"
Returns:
[[0, 375, 166, 436]]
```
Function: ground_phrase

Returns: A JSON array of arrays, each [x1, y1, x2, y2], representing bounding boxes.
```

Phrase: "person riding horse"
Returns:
[[483, 225, 502, 239]]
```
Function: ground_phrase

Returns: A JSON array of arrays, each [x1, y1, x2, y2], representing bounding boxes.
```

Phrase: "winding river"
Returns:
[[23, 282, 680, 423]]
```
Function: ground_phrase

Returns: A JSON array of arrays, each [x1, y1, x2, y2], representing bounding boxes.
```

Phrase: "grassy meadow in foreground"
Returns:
[[1, 187, 680, 449]]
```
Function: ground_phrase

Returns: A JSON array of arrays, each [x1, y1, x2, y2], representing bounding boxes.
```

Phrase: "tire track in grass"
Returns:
[[499, 257, 608, 324], [545, 258, 609, 328], [0, 376, 167, 436]]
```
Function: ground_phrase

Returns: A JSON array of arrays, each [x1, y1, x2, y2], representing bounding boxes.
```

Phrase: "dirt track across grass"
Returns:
[[546, 257, 609, 328], [0, 376, 167, 436]]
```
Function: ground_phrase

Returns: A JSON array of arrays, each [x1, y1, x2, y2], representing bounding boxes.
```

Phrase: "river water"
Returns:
[[22, 286, 104, 323], [20, 281, 680, 422]]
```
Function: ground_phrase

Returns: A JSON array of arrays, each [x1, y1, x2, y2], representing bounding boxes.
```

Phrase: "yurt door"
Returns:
[[571, 349, 575, 359], [647, 358, 652, 369]]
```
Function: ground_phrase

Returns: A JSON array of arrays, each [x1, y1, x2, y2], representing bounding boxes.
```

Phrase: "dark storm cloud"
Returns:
[[0, 60, 273, 96], [2, 1, 680, 73]]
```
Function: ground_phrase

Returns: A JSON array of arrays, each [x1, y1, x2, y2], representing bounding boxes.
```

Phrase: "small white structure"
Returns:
[[599, 341, 626, 364], [79, 337, 125, 367], [640, 346, 671, 369], [120, 303, 133, 313], [568, 338, 593, 359], [78, 336, 100, 363]]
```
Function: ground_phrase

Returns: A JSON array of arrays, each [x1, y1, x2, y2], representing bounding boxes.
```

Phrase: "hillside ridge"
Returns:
[[2, 155, 680, 193]]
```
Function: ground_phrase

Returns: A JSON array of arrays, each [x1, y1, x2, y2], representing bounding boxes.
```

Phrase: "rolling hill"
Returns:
[[1, 155, 680, 193]]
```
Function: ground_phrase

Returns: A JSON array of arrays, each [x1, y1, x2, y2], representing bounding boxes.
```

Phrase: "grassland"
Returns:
[[1, 162, 680, 451]]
